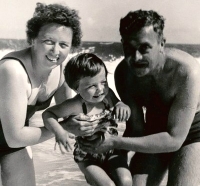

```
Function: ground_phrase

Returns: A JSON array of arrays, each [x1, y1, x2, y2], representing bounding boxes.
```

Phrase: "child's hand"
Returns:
[[54, 130, 74, 154], [112, 101, 131, 122]]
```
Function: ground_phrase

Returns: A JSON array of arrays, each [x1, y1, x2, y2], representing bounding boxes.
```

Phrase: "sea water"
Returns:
[[1, 40, 200, 186]]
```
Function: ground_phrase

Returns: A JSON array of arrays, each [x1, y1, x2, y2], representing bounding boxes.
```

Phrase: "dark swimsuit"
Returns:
[[73, 98, 118, 163], [0, 49, 55, 156], [183, 111, 200, 146]]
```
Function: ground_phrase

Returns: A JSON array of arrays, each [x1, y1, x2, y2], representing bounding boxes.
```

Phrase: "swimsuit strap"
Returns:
[[2, 54, 56, 108], [82, 102, 88, 115], [81, 97, 110, 115], [1, 57, 31, 84]]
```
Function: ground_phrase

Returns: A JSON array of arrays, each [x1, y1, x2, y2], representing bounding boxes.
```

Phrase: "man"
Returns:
[[79, 10, 200, 185]]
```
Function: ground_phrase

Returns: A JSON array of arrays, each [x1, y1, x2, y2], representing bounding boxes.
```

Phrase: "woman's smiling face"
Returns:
[[32, 23, 73, 70]]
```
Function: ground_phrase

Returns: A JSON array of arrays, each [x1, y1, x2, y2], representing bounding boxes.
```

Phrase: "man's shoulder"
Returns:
[[166, 47, 196, 63], [166, 48, 199, 69], [115, 59, 128, 75], [165, 48, 200, 80], [115, 59, 130, 85]]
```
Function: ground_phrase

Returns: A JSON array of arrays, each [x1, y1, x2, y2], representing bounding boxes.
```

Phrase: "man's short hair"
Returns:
[[119, 10, 165, 40]]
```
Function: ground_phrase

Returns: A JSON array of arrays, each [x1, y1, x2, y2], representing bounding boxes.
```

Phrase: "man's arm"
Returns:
[[112, 63, 200, 153], [79, 58, 200, 154]]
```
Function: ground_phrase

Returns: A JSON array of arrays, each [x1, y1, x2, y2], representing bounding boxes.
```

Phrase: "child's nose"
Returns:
[[97, 84, 104, 92]]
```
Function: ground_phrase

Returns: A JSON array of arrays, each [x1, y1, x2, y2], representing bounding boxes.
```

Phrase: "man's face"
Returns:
[[122, 25, 164, 77]]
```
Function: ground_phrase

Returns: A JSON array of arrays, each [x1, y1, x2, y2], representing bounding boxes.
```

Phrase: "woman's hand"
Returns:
[[60, 113, 99, 136]]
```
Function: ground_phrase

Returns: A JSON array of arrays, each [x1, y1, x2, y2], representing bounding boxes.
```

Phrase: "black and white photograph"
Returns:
[[0, 0, 200, 185]]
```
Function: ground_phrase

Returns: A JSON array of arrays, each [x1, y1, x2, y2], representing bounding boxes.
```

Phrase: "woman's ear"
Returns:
[[161, 37, 166, 46], [70, 47, 74, 53]]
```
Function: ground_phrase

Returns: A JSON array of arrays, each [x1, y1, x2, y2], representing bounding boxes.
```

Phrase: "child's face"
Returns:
[[77, 67, 109, 103]]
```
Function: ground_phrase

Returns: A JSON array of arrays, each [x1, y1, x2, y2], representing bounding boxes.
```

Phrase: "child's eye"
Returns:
[[87, 85, 96, 89], [101, 81, 107, 85]]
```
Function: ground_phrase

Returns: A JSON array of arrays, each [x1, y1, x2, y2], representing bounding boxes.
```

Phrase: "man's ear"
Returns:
[[31, 39, 35, 46], [160, 37, 166, 52]]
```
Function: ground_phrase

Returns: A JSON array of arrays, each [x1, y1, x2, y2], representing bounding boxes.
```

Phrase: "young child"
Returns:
[[42, 53, 132, 186]]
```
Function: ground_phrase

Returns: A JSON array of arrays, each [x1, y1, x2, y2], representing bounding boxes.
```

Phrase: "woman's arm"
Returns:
[[0, 60, 53, 148], [54, 81, 72, 105]]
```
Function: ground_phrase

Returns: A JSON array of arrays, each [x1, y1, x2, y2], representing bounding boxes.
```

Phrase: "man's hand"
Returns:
[[77, 132, 116, 153]]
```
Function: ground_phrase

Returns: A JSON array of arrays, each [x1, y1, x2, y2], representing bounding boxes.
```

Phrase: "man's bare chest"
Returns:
[[127, 77, 175, 110]]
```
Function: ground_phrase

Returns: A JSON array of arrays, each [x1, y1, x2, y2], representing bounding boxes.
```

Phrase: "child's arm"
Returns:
[[113, 101, 131, 122], [42, 96, 81, 151], [106, 88, 131, 122]]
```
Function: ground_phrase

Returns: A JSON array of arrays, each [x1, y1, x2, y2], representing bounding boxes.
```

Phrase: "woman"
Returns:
[[0, 2, 83, 186]]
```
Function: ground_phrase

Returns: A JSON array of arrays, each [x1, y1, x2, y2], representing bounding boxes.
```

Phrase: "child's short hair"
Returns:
[[64, 53, 108, 90]]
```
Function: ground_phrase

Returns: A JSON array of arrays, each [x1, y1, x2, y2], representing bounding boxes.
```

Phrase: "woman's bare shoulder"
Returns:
[[0, 58, 28, 78]]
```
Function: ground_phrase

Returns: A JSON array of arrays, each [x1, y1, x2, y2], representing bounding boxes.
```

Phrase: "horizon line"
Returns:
[[0, 38, 199, 45]]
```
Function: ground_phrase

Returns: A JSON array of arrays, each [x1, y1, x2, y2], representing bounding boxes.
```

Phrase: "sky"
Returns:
[[0, 0, 200, 44]]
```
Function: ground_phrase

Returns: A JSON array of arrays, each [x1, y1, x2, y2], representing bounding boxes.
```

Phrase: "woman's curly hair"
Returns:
[[26, 2, 82, 48]]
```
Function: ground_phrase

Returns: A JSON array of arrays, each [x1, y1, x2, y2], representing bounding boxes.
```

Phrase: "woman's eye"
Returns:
[[44, 40, 53, 45], [60, 43, 68, 49]]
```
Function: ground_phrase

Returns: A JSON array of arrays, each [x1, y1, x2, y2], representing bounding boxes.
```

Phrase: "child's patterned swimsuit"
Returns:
[[73, 98, 118, 163]]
